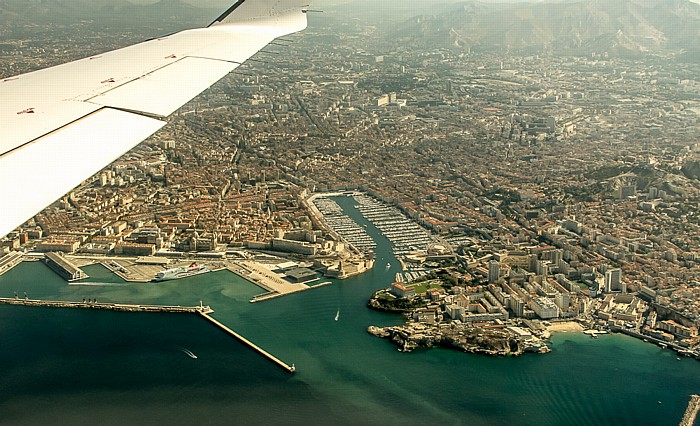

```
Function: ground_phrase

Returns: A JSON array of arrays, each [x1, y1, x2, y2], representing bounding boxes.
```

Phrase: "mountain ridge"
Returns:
[[390, 0, 700, 58], [0, 0, 217, 29]]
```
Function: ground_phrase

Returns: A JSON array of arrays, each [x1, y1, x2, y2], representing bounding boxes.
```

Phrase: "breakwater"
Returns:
[[199, 312, 295, 373], [680, 395, 700, 426], [0, 296, 295, 372], [0, 297, 211, 314]]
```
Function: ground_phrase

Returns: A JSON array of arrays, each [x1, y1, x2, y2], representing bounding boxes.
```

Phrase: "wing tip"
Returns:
[[209, 0, 246, 27], [209, 0, 310, 27]]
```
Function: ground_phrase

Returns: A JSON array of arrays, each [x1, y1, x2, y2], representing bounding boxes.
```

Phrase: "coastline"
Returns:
[[546, 321, 585, 334], [1, 204, 699, 424]]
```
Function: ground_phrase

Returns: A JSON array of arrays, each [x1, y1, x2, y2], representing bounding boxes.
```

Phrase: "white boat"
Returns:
[[385, 263, 391, 269], [335, 310, 340, 321], [154, 262, 210, 282]]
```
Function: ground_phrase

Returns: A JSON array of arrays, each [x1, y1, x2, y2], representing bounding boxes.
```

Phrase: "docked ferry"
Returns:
[[153, 263, 210, 282]]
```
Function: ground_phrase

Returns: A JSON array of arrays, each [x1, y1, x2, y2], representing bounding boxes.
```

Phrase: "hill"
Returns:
[[0, 0, 216, 30], [390, 0, 700, 57]]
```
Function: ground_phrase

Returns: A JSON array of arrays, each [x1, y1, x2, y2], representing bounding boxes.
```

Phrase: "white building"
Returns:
[[531, 297, 560, 319]]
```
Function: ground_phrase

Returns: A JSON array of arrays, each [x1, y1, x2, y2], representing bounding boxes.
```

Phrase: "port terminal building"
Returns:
[[43, 252, 88, 281], [285, 268, 318, 283]]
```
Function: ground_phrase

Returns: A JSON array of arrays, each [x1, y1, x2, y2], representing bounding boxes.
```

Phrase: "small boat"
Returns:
[[180, 348, 197, 359], [386, 263, 391, 269], [335, 310, 340, 321]]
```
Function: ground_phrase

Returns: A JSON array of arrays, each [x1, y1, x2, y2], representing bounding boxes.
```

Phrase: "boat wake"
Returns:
[[335, 310, 340, 321], [68, 282, 123, 287], [179, 348, 198, 359]]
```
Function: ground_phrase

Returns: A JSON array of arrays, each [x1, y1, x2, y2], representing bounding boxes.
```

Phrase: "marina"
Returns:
[[394, 268, 431, 283], [312, 196, 376, 253], [353, 194, 434, 256], [311, 193, 438, 266]]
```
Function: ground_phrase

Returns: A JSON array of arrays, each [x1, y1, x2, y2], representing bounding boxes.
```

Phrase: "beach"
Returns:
[[547, 321, 585, 333]]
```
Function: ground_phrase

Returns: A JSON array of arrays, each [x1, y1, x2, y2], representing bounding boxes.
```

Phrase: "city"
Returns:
[[1, 0, 700, 424], [3, 2, 700, 350]]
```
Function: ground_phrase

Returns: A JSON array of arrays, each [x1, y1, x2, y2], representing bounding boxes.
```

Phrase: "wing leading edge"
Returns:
[[0, 0, 309, 239]]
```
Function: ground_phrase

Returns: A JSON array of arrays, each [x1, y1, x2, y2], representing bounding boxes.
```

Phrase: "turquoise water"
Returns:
[[0, 197, 698, 425], [79, 263, 127, 283]]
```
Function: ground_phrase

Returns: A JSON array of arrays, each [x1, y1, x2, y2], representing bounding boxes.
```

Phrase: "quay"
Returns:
[[250, 291, 286, 303], [680, 395, 700, 426], [250, 281, 333, 303], [0, 252, 23, 277], [611, 326, 698, 356], [44, 252, 89, 281], [226, 262, 314, 303], [0, 297, 212, 314], [199, 312, 296, 374]]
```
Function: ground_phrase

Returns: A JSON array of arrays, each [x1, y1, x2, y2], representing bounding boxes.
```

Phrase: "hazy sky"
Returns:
[[203, 0, 700, 8], [130, 0, 700, 8]]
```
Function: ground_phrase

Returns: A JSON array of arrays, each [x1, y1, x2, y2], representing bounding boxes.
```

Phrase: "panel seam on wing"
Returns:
[[82, 57, 188, 102], [0, 107, 165, 160], [0, 110, 97, 159], [186, 55, 243, 65], [104, 106, 169, 121]]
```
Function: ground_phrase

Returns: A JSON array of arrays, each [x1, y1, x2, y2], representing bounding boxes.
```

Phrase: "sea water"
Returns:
[[0, 197, 698, 425]]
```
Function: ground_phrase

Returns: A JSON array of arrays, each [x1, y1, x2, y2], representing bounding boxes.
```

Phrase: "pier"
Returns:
[[0, 297, 212, 314], [199, 312, 296, 374], [680, 395, 700, 426], [250, 281, 333, 303], [0, 296, 294, 372]]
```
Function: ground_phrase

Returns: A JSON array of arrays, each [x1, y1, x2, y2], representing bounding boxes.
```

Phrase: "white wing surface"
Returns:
[[0, 0, 309, 239]]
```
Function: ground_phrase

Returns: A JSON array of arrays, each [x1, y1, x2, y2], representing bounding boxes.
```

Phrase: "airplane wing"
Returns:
[[0, 0, 309, 239]]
